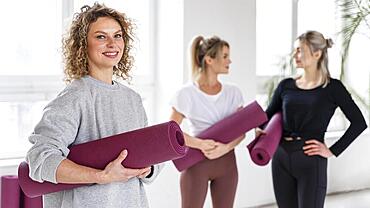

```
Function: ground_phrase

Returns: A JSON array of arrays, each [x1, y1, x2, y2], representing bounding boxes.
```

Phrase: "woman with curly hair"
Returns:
[[26, 3, 161, 208]]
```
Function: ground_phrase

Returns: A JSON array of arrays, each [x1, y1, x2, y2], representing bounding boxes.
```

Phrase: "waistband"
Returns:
[[282, 132, 324, 142], [283, 136, 303, 142]]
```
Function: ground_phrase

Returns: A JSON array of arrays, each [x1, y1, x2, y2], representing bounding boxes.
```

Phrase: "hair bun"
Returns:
[[326, 38, 334, 48]]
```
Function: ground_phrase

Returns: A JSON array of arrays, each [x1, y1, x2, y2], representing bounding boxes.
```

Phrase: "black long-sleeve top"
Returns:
[[265, 78, 367, 156]]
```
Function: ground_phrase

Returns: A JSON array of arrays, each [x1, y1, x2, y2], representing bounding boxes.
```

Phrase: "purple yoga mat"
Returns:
[[23, 194, 43, 208], [1, 175, 21, 208], [173, 101, 268, 172], [247, 112, 282, 166], [18, 121, 187, 198]]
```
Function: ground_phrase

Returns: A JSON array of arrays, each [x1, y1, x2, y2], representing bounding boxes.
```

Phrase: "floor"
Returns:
[[250, 188, 370, 208]]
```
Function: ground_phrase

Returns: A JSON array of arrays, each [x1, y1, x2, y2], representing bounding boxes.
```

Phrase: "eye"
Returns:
[[114, 33, 123, 38], [96, 35, 106, 40]]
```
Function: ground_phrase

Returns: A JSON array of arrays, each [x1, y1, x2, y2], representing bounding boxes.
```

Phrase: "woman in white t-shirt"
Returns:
[[170, 36, 245, 208]]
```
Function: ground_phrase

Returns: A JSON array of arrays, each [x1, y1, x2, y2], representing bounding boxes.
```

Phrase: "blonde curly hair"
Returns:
[[62, 3, 135, 83]]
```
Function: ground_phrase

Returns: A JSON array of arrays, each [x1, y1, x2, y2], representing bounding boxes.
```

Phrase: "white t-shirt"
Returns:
[[170, 81, 244, 136]]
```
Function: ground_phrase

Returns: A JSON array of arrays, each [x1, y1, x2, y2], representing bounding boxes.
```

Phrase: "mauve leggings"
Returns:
[[180, 150, 238, 208]]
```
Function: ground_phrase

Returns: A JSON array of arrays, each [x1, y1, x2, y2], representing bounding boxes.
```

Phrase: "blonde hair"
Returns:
[[190, 36, 229, 80], [297, 30, 333, 87], [62, 3, 135, 83]]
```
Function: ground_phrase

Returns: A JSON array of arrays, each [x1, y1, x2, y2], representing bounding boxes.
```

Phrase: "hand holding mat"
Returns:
[[19, 121, 187, 197], [173, 101, 268, 171], [247, 112, 282, 166]]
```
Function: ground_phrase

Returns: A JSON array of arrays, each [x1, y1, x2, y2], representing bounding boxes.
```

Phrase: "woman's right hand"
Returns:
[[97, 150, 150, 184], [255, 127, 266, 138], [196, 139, 217, 154]]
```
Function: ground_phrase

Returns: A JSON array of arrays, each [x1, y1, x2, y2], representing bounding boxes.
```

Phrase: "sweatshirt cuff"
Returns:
[[41, 154, 66, 184], [329, 146, 340, 157], [140, 163, 164, 184], [145, 166, 154, 178]]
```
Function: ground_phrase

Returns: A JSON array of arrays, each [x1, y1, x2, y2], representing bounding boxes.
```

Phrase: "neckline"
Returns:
[[294, 79, 324, 91], [84, 75, 119, 90], [193, 81, 223, 97]]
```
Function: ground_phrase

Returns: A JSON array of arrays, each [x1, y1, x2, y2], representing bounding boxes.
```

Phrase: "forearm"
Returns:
[[183, 132, 202, 149], [56, 159, 102, 184], [226, 134, 245, 150]]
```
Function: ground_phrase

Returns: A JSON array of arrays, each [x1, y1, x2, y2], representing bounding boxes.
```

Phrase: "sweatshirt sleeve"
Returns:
[[26, 90, 81, 184], [328, 80, 368, 156], [139, 163, 165, 184]]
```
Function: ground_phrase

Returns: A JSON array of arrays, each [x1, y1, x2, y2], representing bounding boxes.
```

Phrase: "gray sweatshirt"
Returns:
[[26, 75, 161, 208]]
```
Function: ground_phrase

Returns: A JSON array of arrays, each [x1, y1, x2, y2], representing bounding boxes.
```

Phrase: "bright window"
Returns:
[[256, 0, 360, 132], [0, 1, 62, 76], [256, 0, 292, 76], [0, 0, 154, 158]]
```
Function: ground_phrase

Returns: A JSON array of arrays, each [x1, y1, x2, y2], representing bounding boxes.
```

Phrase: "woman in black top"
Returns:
[[257, 30, 367, 208]]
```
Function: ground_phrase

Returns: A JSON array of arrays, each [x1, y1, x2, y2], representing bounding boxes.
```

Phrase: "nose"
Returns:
[[293, 51, 298, 59], [106, 37, 115, 47]]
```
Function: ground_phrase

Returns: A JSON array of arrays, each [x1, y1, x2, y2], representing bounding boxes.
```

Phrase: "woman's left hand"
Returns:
[[303, 139, 334, 158], [204, 142, 231, 160]]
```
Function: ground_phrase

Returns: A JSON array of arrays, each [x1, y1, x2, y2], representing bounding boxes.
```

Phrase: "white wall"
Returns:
[[1, 1, 369, 208], [148, 0, 370, 207], [183, 0, 257, 103], [148, 0, 276, 207]]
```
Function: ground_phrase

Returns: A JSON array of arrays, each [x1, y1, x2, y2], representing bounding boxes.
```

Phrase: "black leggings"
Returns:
[[272, 141, 327, 208], [180, 150, 238, 208]]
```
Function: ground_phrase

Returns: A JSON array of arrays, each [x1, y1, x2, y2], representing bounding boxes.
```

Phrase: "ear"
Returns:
[[204, 55, 213, 65], [313, 50, 322, 60]]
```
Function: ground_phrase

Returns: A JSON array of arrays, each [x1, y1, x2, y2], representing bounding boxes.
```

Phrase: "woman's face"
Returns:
[[209, 46, 231, 74], [87, 17, 124, 73], [293, 41, 320, 69]]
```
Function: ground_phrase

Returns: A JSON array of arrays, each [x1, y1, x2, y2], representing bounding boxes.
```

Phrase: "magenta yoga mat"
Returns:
[[247, 112, 283, 166], [1, 175, 21, 208], [173, 101, 268, 172], [23, 194, 43, 208], [18, 121, 187, 197]]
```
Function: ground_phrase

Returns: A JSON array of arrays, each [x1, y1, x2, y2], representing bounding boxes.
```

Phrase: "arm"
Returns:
[[204, 106, 246, 160], [56, 150, 150, 184], [26, 93, 149, 185], [328, 81, 367, 156], [303, 81, 367, 158], [169, 107, 217, 152], [265, 80, 284, 119], [256, 80, 285, 136]]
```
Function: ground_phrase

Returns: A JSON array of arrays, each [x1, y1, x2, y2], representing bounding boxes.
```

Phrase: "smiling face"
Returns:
[[87, 16, 124, 73]]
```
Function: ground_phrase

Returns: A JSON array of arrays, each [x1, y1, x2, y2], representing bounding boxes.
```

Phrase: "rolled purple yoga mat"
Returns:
[[173, 101, 268, 172], [1, 175, 21, 208], [23, 194, 43, 208], [247, 112, 282, 166], [18, 121, 187, 198]]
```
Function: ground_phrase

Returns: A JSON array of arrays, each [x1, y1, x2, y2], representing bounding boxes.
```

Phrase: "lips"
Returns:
[[102, 51, 119, 58]]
